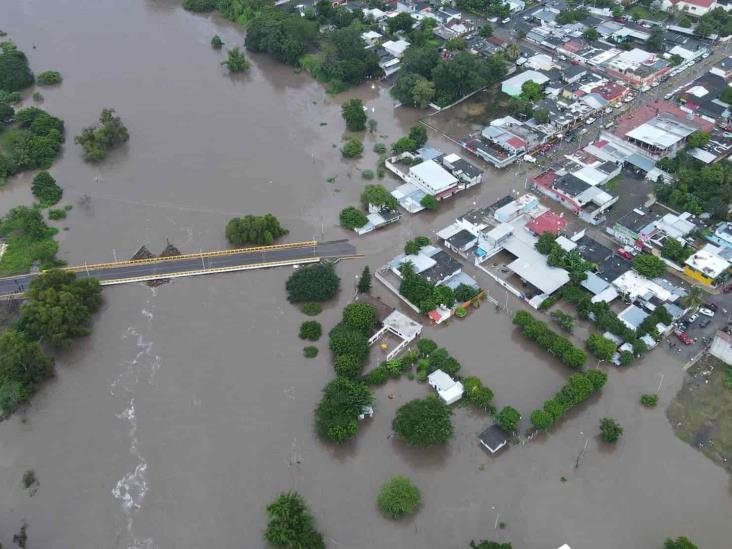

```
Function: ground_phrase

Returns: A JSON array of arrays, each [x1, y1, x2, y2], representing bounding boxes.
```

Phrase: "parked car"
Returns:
[[700, 317, 711, 328], [704, 302, 719, 312], [687, 313, 699, 325], [675, 331, 694, 345], [586, 117, 596, 124], [617, 247, 634, 260], [699, 307, 715, 317]]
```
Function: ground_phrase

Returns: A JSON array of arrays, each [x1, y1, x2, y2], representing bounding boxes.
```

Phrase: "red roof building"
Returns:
[[526, 211, 568, 236], [591, 81, 629, 103]]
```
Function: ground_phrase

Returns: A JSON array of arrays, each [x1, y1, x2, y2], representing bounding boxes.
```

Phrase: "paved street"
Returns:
[[0, 240, 357, 297]]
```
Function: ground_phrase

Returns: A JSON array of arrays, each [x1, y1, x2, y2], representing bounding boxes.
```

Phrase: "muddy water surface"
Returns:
[[1, 1, 731, 548]]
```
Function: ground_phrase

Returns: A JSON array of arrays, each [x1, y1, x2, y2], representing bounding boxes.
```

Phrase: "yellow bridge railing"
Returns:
[[59, 240, 318, 273]]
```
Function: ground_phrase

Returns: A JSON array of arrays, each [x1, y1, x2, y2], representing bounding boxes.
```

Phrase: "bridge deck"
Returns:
[[0, 240, 357, 298]]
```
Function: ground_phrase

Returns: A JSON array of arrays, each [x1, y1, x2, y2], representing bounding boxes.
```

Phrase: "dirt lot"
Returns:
[[667, 355, 732, 474]]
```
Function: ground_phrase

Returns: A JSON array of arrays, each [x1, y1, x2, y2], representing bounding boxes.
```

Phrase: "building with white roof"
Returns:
[[502, 236, 570, 295], [684, 244, 731, 286], [361, 30, 383, 47], [708, 222, 732, 250], [654, 212, 696, 241], [383, 39, 410, 58], [428, 369, 464, 405], [501, 70, 550, 97], [408, 160, 458, 196]]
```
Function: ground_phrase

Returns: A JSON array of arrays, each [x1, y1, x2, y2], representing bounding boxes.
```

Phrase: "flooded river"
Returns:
[[2, 1, 731, 548]]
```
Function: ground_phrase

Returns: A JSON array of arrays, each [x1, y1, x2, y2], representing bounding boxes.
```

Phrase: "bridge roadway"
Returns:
[[0, 240, 357, 298]]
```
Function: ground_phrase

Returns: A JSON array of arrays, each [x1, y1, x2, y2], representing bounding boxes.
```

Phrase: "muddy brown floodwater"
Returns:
[[1, 1, 731, 548]]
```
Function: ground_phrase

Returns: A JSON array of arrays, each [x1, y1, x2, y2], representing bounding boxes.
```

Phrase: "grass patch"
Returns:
[[628, 6, 668, 21], [667, 355, 732, 474], [0, 207, 62, 276], [605, 175, 622, 192], [48, 208, 66, 220], [301, 303, 322, 316]]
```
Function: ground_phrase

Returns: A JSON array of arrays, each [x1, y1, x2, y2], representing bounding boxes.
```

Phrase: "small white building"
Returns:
[[361, 30, 383, 48], [428, 369, 464, 405], [710, 331, 732, 366], [383, 39, 410, 59]]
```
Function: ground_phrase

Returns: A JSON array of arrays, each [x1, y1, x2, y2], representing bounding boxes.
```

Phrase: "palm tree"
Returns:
[[682, 285, 704, 310], [221, 47, 249, 73], [505, 43, 520, 62]]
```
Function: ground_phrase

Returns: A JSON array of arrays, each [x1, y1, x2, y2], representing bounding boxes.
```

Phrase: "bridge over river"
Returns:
[[0, 240, 357, 298]]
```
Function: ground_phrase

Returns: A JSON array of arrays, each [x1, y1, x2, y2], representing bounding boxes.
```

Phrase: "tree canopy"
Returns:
[[599, 417, 623, 443], [357, 266, 371, 293], [633, 255, 666, 278], [74, 108, 129, 162], [0, 330, 54, 414], [0, 206, 60, 275], [496, 406, 521, 434], [222, 47, 250, 73], [339, 206, 368, 230], [342, 302, 376, 335], [18, 270, 102, 347], [664, 537, 698, 549], [361, 184, 397, 211], [0, 107, 65, 179], [36, 70, 62, 86], [341, 98, 367, 131], [392, 395, 453, 446], [314, 377, 373, 443], [0, 42, 34, 92], [225, 214, 288, 246], [286, 263, 340, 302], [586, 333, 617, 361], [655, 152, 732, 218], [520, 80, 544, 101], [264, 492, 325, 549], [246, 7, 318, 66], [686, 131, 710, 149], [31, 171, 63, 207], [377, 476, 421, 519]]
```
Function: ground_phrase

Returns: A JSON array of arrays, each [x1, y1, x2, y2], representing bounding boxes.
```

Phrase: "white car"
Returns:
[[688, 313, 699, 324], [699, 307, 715, 317], [586, 117, 596, 124], [605, 107, 613, 114]]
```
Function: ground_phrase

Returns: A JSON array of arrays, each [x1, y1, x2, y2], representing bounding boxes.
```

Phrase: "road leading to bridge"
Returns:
[[0, 240, 358, 298]]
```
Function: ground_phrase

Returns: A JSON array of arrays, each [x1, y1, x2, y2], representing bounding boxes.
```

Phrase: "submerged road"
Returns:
[[0, 240, 357, 298]]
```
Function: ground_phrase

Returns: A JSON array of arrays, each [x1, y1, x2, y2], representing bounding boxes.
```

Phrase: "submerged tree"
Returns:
[[264, 491, 325, 549], [222, 47, 250, 73], [225, 214, 288, 246], [74, 108, 129, 162]]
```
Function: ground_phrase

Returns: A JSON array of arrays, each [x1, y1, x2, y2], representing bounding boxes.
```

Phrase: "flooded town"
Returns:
[[1, 0, 732, 548]]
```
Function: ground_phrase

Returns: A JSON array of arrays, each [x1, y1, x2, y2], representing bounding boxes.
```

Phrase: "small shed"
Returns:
[[479, 425, 508, 454], [427, 369, 464, 405]]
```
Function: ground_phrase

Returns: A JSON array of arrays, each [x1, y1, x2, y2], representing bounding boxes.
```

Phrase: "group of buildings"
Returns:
[[458, 2, 732, 169], [385, 147, 483, 213]]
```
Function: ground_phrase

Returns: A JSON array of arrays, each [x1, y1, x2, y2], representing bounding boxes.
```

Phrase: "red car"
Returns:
[[675, 331, 693, 346], [617, 248, 634, 260]]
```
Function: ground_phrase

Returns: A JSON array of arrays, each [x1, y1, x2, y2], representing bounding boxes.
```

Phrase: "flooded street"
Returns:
[[1, 1, 731, 548]]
